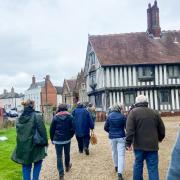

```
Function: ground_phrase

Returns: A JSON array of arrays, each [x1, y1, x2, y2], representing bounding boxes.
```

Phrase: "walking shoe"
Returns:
[[65, 163, 72, 172], [59, 175, 64, 180], [115, 167, 118, 172], [118, 173, 124, 180], [84, 148, 89, 155], [79, 150, 83, 153]]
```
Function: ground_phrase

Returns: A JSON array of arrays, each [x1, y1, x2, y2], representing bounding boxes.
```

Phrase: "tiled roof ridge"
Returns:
[[89, 30, 180, 39], [89, 32, 145, 38]]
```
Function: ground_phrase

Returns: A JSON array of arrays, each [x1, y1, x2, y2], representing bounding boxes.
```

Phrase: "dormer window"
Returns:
[[138, 66, 154, 81], [168, 65, 180, 78]]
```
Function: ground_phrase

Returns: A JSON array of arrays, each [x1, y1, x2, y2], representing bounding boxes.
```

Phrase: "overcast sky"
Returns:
[[0, 0, 179, 93]]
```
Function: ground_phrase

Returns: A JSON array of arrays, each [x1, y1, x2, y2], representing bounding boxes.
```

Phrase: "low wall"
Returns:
[[96, 111, 106, 122], [96, 111, 180, 122]]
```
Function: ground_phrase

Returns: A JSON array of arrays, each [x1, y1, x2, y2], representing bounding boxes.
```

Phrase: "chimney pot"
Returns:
[[32, 75, 36, 84], [46, 75, 50, 80]]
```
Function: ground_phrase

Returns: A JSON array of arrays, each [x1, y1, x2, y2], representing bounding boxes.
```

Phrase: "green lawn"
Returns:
[[0, 124, 50, 180]]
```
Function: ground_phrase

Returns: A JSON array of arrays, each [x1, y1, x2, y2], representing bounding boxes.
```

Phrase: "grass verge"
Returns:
[[0, 124, 50, 180]]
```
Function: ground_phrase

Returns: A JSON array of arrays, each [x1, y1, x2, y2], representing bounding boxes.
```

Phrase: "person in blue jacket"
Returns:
[[72, 102, 94, 155], [104, 104, 126, 180], [166, 126, 180, 180]]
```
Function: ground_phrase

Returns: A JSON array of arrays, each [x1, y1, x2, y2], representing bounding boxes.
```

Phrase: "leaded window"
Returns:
[[124, 92, 136, 106], [168, 65, 180, 78], [159, 90, 170, 104], [138, 66, 154, 81]]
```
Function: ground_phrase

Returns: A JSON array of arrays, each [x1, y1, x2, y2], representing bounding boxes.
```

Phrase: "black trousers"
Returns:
[[55, 142, 71, 176], [76, 135, 90, 152]]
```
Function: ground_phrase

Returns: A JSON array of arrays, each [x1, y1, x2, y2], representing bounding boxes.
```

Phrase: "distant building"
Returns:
[[55, 86, 63, 105], [75, 69, 88, 103], [25, 75, 57, 112], [84, 1, 180, 115], [62, 79, 77, 108], [0, 87, 24, 111]]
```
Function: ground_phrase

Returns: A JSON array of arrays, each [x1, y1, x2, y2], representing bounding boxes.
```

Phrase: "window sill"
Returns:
[[138, 77, 154, 81], [168, 76, 179, 79], [160, 102, 170, 105]]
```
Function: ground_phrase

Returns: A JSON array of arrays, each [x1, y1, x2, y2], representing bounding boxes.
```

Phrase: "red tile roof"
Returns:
[[89, 31, 180, 66]]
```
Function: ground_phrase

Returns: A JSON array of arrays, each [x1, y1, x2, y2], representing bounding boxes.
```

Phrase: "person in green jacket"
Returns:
[[11, 100, 48, 180]]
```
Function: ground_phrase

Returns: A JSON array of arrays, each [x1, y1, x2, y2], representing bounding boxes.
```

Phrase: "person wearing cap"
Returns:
[[11, 99, 48, 180], [72, 102, 94, 155], [104, 104, 126, 180], [50, 104, 74, 180], [126, 95, 165, 180]]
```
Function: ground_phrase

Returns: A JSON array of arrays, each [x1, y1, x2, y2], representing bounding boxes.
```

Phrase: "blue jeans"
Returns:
[[133, 150, 159, 180], [22, 160, 43, 180], [76, 135, 90, 152], [110, 138, 125, 174], [55, 142, 71, 176]]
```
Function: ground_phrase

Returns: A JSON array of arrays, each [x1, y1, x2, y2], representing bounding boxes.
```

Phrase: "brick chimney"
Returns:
[[147, 0, 161, 37], [32, 75, 36, 84]]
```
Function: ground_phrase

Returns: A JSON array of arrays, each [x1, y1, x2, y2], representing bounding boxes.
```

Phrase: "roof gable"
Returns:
[[27, 81, 45, 90]]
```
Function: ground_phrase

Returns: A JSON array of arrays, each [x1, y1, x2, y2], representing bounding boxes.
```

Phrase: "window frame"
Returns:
[[168, 65, 180, 79], [124, 92, 136, 106], [95, 93, 102, 108], [137, 66, 154, 81], [159, 90, 170, 105], [89, 71, 97, 89]]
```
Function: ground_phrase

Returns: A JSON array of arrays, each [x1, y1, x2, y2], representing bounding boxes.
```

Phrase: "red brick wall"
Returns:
[[96, 111, 106, 122], [41, 80, 57, 109]]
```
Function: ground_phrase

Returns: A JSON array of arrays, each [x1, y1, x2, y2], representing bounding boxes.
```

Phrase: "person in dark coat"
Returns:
[[11, 100, 48, 180], [50, 104, 74, 180], [166, 126, 180, 180], [126, 95, 165, 180], [104, 104, 126, 180], [72, 102, 94, 155]]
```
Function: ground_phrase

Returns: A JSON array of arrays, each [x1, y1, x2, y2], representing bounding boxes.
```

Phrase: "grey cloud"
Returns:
[[0, 0, 179, 93]]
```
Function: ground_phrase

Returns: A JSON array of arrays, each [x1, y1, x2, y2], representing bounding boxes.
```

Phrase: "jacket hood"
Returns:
[[56, 111, 70, 120], [18, 106, 34, 124], [77, 104, 84, 108]]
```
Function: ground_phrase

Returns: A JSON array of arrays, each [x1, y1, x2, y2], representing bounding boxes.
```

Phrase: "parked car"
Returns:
[[6, 109, 18, 117]]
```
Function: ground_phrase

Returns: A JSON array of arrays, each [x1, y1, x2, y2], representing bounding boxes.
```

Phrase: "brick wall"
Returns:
[[41, 79, 57, 108]]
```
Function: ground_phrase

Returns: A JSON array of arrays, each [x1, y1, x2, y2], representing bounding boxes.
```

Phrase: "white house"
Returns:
[[84, 1, 180, 114], [55, 86, 63, 106], [0, 88, 24, 111], [24, 76, 44, 111]]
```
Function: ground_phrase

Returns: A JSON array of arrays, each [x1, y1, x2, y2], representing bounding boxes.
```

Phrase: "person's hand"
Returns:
[[126, 146, 132, 151]]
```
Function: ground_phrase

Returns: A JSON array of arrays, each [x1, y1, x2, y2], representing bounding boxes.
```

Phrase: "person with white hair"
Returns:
[[126, 95, 165, 180], [104, 104, 126, 180]]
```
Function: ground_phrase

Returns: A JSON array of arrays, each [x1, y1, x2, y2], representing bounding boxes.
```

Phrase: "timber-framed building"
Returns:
[[84, 1, 180, 114]]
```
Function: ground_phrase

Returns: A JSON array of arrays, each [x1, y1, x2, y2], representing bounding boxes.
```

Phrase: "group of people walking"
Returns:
[[11, 95, 179, 180], [104, 95, 165, 180], [12, 100, 94, 180]]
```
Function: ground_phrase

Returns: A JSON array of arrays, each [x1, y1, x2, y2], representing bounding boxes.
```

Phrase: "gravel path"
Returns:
[[40, 118, 179, 180]]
